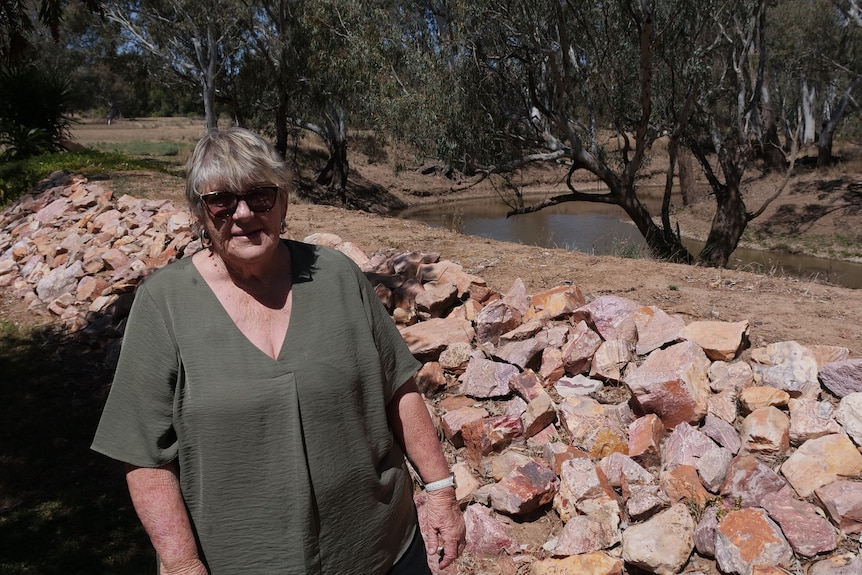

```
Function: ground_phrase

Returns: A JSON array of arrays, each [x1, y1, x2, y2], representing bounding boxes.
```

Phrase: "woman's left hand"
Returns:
[[421, 488, 466, 570]]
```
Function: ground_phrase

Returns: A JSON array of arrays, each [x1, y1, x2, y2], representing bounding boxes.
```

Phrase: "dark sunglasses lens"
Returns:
[[202, 192, 237, 217], [245, 186, 278, 212], [202, 186, 278, 217]]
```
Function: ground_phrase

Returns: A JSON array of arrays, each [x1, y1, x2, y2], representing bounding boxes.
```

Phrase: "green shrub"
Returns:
[[0, 64, 75, 160]]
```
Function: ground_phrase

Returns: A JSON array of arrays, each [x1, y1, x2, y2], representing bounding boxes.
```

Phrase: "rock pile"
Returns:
[[2, 175, 862, 575]]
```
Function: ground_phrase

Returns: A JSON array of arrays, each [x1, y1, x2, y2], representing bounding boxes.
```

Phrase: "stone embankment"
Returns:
[[2, 174, 862, 575]]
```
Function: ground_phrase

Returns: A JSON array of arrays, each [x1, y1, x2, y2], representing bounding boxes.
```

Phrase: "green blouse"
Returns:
[[92, 241, 422, 574]]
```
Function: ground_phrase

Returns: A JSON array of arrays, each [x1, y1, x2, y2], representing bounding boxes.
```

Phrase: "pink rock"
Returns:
[[660, 465, 710, 509], [502, 277, 530, 315], [819, 359, 862, 398], [598, 452, 654, 488], [738, 386, 790, 413], [663, 422, 718, 470], [510, 369, 544, 401], [708, 360, 755, 392], [461, 356, 520, 398], [437, 342, 472, 374], [476, 299, 522, 345], [529, 552, 622, 575], [462, 504, 517, 555], [543, 442, 590, 476], [545, 515, 619, 555], [808, 345, 851, 368], [440, 406, 488, 448], [740, 406, 790, 455], [461, 414, 523, 464], [815, 479, 862, 535], [761, 486, 839, 557], [625, 340, 712, 429], [561, 321, 603, 375], [701, 415, 741, 454], [714, 508, 793, 575], [452, 462, 479, 503], [489, 460, 558, 515], [694, 505, 721, 557], [555, 458, 619, 524], [399, 317, 475, 360], [524, 284, 585, 322], [539, 347, 565, 384], [335, 240, 369, 267], [708, 389, 738, 424], [634, 305, 684, 356], [750, 341, 820, 399], [696, 446, 734, 493], [414, 282, 458, 317], [33, 197, 70, 224], [781, 434, 862, 497], [807, 553, 862, 575], [555, 374, 603, 397], [788, 398, 842, 445], [500, 318, 545, 343], [836, 393, 862, 445], [679, 320, 750, 362], [572, 295, 640, 344], [590, 339, 633, 382], [628, 414, 665, 470], [622, 504, 695, 575], [625, 484, 670, 521], [720, 454, 787, 508], [521, 390, 557, 438], [493, 338, 545, 369]]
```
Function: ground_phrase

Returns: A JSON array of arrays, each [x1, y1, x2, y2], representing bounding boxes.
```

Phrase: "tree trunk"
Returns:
[[817, 76, 862, 167], [616, 181, 692, 263], [802, 80, 817, 145], [699, 166, 747, 267], [314, 104, 349, 204]]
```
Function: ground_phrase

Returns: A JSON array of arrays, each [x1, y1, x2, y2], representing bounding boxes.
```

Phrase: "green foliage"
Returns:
[[0, 149, 166, 206], [0, 64, 75, 159]]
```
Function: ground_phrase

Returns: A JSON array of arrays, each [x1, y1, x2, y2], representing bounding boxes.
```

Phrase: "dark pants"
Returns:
[[387, 527, 433, 575]]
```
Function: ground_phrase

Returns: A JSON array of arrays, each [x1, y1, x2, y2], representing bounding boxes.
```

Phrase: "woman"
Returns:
[[92, 128, 465, 574]]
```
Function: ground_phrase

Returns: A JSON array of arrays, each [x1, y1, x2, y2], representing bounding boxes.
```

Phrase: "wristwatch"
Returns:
[[424, 472, 456, 492]]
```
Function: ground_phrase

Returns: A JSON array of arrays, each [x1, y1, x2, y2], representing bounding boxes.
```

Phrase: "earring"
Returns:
[[200, 228, 210, 246], [281, 219, 287, 234]]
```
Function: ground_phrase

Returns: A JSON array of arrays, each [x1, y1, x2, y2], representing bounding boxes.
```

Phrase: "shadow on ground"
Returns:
[[0, 314, 153, 574], [759, 176, 862, 236]]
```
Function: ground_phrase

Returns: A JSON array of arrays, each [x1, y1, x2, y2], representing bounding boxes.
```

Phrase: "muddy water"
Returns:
[[396, 196, 862, 289]]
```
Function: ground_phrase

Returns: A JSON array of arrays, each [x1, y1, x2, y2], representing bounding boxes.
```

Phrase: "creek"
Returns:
[[396, 195, 862, 289]]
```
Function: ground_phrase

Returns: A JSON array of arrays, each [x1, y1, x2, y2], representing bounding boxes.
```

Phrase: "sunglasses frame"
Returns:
[[199, 185, 281, 218]]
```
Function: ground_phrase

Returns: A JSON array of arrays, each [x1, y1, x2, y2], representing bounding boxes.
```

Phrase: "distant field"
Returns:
[[70, 116, 210, 145]]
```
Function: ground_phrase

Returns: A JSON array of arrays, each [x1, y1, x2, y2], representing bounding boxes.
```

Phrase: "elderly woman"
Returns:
[[92, 128, 465, 574]]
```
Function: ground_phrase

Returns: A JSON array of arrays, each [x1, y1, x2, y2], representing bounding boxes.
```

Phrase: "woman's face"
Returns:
[[198, 182, 287, 268]]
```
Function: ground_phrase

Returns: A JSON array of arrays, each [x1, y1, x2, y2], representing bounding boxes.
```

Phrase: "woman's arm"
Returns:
[[125, 463, 209, 575], [387, 378, 466, 570]]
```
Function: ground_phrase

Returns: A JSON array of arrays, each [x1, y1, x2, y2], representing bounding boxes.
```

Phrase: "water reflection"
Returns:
[[396, 195, 862, 289]]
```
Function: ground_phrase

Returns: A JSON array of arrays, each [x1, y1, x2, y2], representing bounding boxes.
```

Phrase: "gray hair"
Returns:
[[185, 127, 290, 219]]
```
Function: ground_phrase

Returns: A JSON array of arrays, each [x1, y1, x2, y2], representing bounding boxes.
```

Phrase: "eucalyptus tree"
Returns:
[[772, 0, 862, 167], [439, 0, 797, 267], [105, 0, 246, 129], [439, 0, 725, 262]]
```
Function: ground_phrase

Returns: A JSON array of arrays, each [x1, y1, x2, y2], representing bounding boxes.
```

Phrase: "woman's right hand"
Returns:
[[158, 558, 209, 575]]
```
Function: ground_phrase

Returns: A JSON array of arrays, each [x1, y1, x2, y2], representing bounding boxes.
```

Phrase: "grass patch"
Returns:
[[88, 140, 192, 159], [0, 148, 172, 207], [0, 321, 153, 574]]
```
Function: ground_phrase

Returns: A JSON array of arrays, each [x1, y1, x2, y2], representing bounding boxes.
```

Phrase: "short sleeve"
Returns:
[[91, 285, 180, 467]]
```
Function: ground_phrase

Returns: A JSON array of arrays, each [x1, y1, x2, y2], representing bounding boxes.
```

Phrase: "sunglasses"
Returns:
[[199, 185, 280, 218]]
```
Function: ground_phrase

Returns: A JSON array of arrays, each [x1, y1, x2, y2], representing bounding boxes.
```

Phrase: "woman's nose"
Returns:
[[232, 198, 253, 218]]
